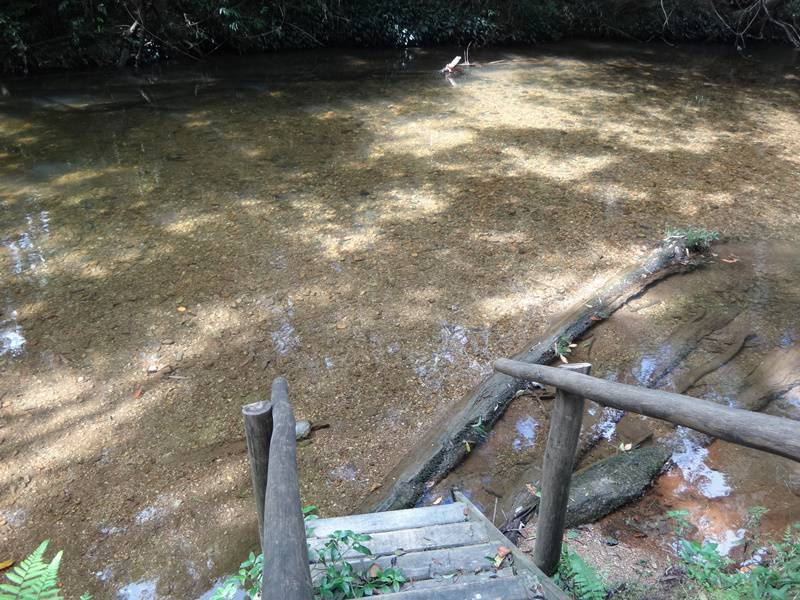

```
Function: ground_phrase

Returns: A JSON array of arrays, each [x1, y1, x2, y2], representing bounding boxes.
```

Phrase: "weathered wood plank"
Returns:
[[494, 359, 800, 463], [456, 492, 570, 600], [377, 576, 532, 599], [262, 377, 313, 600], [309, 521, 488, 559], [310, 542, 502, 583], [535, 363, 591, 576], [309, 503, 468, 539], [364, 240, 696, 512], [400, 568, 515, 591]]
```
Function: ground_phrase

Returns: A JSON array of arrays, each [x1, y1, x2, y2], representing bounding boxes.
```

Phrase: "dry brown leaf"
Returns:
[[0, 559, 13, 571], [493, 547, 511, 568], [367, 563, 381, 578]]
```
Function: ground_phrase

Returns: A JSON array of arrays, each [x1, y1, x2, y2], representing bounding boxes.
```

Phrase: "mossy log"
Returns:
[[563, 445, 672, 528]]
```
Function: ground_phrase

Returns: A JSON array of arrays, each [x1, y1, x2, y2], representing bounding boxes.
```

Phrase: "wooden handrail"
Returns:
[[494, 357, 800, 575], [494, 358, 800, 462], [243, 377, 313, 600]]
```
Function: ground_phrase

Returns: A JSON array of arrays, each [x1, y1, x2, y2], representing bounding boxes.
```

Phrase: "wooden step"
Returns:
[[311, 542, 505, 584], [308, 520, 488, 559], [377, 575, 534, 599], [309, 502, 468, 539], [399, 567, 515, 591]]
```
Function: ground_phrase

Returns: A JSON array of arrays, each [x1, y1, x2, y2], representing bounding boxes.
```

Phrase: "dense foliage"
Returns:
[[1, 0, 799, 73]]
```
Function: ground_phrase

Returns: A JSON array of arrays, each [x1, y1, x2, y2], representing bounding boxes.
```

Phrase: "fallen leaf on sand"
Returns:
[[0, 560, 13, 571], [494, 546, 511, 567]]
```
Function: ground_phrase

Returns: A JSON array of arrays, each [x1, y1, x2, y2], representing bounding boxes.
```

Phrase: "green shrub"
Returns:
[[665, 226, 720, 251]]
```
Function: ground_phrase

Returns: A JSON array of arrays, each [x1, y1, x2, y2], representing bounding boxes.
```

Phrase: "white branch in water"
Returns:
[[441, 56, 462, 73]]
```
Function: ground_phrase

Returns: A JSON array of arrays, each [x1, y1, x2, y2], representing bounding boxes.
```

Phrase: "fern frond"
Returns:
[[0, 540, 63, 600], [558, 546, 606, 600]]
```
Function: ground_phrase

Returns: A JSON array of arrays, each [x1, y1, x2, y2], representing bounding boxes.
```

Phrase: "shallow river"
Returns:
[[1, 42, 799, 598]]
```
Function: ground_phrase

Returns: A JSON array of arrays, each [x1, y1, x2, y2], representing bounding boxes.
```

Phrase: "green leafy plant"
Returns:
[[312, 530, 405, 598], [471, 416, 488, 439], [665, 226, 720, 251], [676, 538, 738, 590], [0, 540, 62, 600], [666, 509, 692, 537], [555, 335, 576, 362], [555, 545, 606, 600]]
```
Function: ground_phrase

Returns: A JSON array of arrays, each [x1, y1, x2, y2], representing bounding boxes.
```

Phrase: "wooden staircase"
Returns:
[[307, 492, 568, 600], [245, 365, 800, 600]]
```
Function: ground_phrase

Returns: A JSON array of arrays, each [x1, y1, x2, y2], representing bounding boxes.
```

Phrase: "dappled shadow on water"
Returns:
[[1, 42, 799, 598]]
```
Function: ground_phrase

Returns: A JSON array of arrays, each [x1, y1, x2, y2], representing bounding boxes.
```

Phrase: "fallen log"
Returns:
[[564, 445, 672, 529], [362, 239, 699, 512]]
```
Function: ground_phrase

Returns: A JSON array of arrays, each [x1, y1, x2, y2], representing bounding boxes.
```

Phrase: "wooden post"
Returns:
[[242, 398, 273, 546], [534, 363, 591, 576], [262, 377, 314, 600]]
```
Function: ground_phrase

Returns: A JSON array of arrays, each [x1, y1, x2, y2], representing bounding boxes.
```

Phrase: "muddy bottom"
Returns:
[[1, 42, 800, 599]]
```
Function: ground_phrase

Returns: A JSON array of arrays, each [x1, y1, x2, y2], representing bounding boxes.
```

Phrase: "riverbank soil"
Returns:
[[1, 42, 799, 598]]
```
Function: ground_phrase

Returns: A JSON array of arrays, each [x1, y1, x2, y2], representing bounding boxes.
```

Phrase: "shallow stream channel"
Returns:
[[1, 41, 799, 599], [426, 241, 800, 560]]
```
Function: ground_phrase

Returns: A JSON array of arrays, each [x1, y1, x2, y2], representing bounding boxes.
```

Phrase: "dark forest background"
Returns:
[[2, 0, 799, 73]]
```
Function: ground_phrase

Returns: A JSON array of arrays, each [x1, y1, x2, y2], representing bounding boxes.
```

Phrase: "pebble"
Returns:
[[295, 420, 312, 440]]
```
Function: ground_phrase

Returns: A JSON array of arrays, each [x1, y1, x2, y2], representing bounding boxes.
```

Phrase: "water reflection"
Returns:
[[669, 426, 731, 499], [512, 416, 538, 450], [0, 311, 25, 357]]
